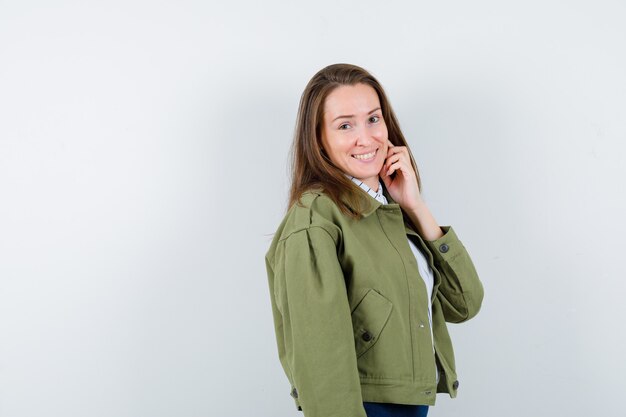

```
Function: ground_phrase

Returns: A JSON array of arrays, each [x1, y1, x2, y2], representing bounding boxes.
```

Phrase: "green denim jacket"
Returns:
[[265, 184, 484, 417]]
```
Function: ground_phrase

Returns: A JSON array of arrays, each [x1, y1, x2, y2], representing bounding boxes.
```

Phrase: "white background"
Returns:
[[1, 1, 625, 416]]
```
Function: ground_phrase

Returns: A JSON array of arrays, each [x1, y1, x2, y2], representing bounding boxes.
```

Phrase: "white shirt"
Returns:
[[344, 174, 439, 383]]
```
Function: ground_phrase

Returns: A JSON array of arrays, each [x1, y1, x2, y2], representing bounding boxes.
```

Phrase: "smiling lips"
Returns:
[[352, 149, 377, 161]]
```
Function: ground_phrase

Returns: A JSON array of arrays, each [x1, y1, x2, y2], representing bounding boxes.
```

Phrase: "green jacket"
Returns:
[[264, 183, 484, 417]]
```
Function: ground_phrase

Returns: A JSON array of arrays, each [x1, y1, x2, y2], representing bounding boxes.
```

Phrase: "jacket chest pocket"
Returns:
[[351, 288, 394, 358]]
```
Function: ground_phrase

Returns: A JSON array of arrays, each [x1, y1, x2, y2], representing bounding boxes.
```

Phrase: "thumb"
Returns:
[[379, 166, 392, 189]]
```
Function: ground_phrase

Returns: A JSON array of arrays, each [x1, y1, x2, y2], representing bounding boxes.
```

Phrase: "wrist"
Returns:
[[405, 199, 443, 241], [405, 196, 426, 215]]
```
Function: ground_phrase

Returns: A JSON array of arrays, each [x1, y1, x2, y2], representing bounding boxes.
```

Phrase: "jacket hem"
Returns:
[[360, 380, 439, 406]]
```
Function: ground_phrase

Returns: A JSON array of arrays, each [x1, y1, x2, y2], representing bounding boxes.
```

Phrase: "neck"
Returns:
[[364, 178, 380, 193]]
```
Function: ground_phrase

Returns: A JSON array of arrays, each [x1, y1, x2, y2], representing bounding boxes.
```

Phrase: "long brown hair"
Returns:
[[287, 63, 422, 220]]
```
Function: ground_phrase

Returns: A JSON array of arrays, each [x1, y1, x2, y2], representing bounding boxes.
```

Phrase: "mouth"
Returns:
[[351, 148, 378, 162]]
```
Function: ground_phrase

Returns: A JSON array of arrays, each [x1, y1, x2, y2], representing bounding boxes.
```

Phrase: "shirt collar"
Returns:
[[343, 173, 388, 205]]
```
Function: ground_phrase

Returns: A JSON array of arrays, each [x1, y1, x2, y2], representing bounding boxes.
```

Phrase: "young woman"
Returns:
[[265, 63, 484, 417]]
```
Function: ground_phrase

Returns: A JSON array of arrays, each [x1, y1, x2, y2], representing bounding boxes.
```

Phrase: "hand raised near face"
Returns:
[[379, 138, 423, 211]]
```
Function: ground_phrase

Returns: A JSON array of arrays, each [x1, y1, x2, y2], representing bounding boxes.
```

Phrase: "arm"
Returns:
[[403, 199, 483, 323], [423, 226, 484, 323], [271, 226, 367, 417]]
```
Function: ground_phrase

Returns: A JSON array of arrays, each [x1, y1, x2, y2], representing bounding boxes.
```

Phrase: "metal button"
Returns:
[[452, 380, 459, 389], [291, 387, 298, 398], [361, 330, 373, 341], [419, 323, 425, 328], [439, 243, 449, 253]]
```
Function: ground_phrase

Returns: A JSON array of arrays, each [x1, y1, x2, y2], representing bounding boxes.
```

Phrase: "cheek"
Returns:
[[324, 135, 348, 158], [373, 122, 388, 137], [328, 136, 352, 155]]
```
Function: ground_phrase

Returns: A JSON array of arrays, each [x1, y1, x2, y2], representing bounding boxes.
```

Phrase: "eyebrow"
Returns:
[[331, 107, 381, 123]]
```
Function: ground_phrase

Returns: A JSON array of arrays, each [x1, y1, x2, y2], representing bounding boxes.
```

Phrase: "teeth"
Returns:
[[353, 150, 376, 160]]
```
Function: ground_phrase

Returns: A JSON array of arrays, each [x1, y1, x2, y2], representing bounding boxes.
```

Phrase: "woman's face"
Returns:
[[320, 83, 389, 192]]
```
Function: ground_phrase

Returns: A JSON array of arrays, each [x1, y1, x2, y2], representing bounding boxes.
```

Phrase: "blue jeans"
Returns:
[[363, 402, 429, 417]]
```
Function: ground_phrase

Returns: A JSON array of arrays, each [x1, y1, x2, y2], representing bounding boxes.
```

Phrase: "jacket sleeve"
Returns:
[[271, 226, 367, 417], [423, 226, 484, 323]]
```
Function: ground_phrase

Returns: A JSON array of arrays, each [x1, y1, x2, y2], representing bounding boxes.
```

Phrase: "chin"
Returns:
[[349, 169, 380, 180], [352, 163, 383, 175]]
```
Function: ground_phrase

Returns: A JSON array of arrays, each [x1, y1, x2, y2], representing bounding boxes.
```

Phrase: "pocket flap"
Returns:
[[351, 289, 393, 358]]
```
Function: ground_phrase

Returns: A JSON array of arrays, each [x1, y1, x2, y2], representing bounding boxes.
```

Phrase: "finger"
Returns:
[[387, 149, 408, 164], [380, 161, 393, 181], [379, 163, 390, 180], [386, 160, 404, 177], [389, 159, 414, 178], [387, 144, 407, 158], [384, 153, 402, 171]]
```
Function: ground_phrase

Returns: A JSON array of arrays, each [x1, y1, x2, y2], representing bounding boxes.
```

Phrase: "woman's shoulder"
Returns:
[[296, 187, 348, 225], [298, 187, 340, 214], [269, 189, 343, 246]]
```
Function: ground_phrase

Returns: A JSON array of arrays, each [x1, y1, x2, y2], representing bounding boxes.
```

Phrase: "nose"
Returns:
[[354, 127, 374, 146]]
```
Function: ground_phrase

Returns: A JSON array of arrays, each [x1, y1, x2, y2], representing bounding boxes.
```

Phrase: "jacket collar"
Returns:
[[339, 175, 420, 238], [340, 174, 400, 218]]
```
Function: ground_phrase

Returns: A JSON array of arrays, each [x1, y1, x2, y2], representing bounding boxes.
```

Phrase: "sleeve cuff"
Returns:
[[423, 225, 464, 262]]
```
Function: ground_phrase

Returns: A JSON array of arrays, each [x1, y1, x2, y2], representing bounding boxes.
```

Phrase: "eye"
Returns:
[[369, 115, 380, 123], [338, 123, 351, 130]]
